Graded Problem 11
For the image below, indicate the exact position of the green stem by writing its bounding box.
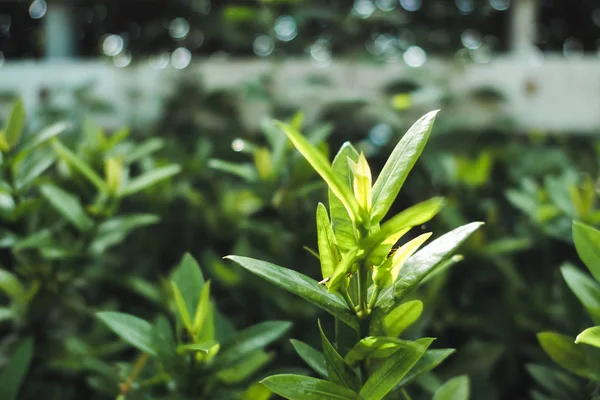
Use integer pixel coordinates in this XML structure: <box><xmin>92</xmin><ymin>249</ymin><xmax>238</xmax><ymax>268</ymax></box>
<box><xmin>357</xmin><ymin>263</ymin><xmax>368</xmax><ymax>317</ymax></box>
<box><xmin>341</xmin><ymin>289</ymin><xmax>356</xmax><ymax>313</ymax></box>
<box><xmin>401</xmin><ymin>388</ymin><xmax>412</xmax><ymax>400</ymax></box>
<box><xmin>367</xmin><ymin>286</ymin><xmax>381</xmax><ymax>311</ymax></box>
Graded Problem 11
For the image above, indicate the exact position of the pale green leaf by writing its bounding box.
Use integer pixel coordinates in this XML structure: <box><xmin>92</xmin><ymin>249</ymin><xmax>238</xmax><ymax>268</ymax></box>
<box><xmin>384</xmin><ymin>300</ymin><xmax>423</xmax><ymax>337</ymax></box>
<box><xmin>432</xmin><ymin>375</ymin><xmax>470</xmax><ymax>400</ymax></box>
<box><xmin>573</xmin><ymin>221</ymin><xmax>600</xmax><ymax>282</ymax></box>
<box><xmin>170</xmin><ymin>253</ymin><xmax>205</xmax><ymax>323</ymax></box>
<box><xmin>261</xmin><ymin>374</ymin><xmax>357</xmax><ymax>400</ymax></box>
<box><xmin>575</xmin><ymin>326</ymin><xmax>600</xmax><ymax>348</ymax></box>
<box><xmin>538</xmin><ymin>332</ymin><xmax>600</xmax><ymax>381</ymax></box>
<box><xmin>4</xmin><ymin>99</ymin><xmax>25</xmax><ymax>148</ymax></box>
<box><xmin>316</xmin><ymin>203</ymin><xmax>339</xmax><ymax>279</ymax></box>
<box><xmin>561</xmin><ymin>263</ymin><xmax>600</xmax><ymax>324</ymax></box>
<box><xmin>120</xmin><ymin>164</ymin><xmax>181</xmax><ymax>197</ymax></box>
<box><xmin>96</xmin><ymin>311</ymin><xmax>157</xmax><ymax>356</ymax></box>
<box><xmin>51</xmin><ymin>139</ymin><xmax>108</xmax><ymax>191</ymax></box>
<box><xmin>40</xmin><ymin>184</ymin><xmax>94</xmax><ymax>231</ymax></box>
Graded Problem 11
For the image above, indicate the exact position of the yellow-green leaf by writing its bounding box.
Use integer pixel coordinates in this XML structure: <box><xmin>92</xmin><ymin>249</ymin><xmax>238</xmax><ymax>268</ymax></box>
<box><xmin>575</xmin><ymin>326</ymin><xmax>600</xmax><ymax>348</ymax></box>
<box><xmin>316</xmin><ymin>203</ymin><xmax>339</xmax><ymax>280</ymax></box>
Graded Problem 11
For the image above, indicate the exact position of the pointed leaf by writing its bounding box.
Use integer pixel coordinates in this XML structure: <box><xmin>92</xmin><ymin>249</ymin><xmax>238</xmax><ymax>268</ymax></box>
<box><xmin>384</xmin><ymin>300</ymin><xmax>423</xmax><ymax>337</ymax></box>
<box><xmin>90</xmin><ymin>214</ymin><xmax>159</xmax><ymax>254</ymax></box>
<box><xmin>208</xmin><ymin>159</ymin><xmax>258</xmax><ymax>182</ymax></box>
<box><xmin>193</xmin><ymin>280</ymin><xmax>212</xmax><ymax>335</ymax></box>
<box><xmin>433</xmin><ymin>375</ymin><xmax>470</xmax><ymax>400</ymax></box>
<box><xmin>319</xmin><ymin>321</ymin><xmax>360</xmax><ymax>391</ymax></box>
<box><xmin>362</xmin><ymin>197</ymin><xmax>445</xmax><ymax>252</ymax></box>
<box><xmin>120</xmin><ymin>164</ymin><xmax>180</xmax><ymax>197</ymax></box>
<box><xmin>20</xmin><ymin>122</ymin><xmax>69</xmax><ymax>153</ymax></box>
<box><xmin>0</xmin><ymin>337</ymin><xmax>33</xmax><ymax>400</ymax></box>
<box><xmin>329</xmin><ymin>142</ymin><xmax>359</xmax><ymax>253</ymax></box>
<box><xmin>575</xmin><ymin>326</ymin><xmax>600</xmax><ymax>348</ymax></box>
<box><xmin>344</xmin><ymin>337</ymin><xmax>407</xmax><ymax>367</ymax></box>
<box><xmin>5</xmin><ymin>99</ymin><xmax>25</xmax><ymax>148</ymax></box>
<box><xmin>216</xmin><ymin>321</ymin><xmax>291</xmax><ymax>368</ymax></box>
<box><xmin>124</xmin><ymin>138</ymin><xmax>165</xmax><ymax>163</ymax></box>
<box><xmin>96</xmin><ymin>311</ymin><xmax>157</xmax><ymax>356</ymax></box>
<box><xmin>171</xmin><ymin>282</ymin><xmax>193</xmax><ymax>334</ymax></box>
<box><xmin>317</xmin><ymin>203</ymin><xmax>339</xmax><ymax>279</ymax></box>
<box><xmin>0</xmin><ymin>269</ymin><xmax>26</xmax><ymax>302</ymax></box>
<box><xmin>538</xmin><ymin>332</ymin><xmax>600</xmax><ymax>381</ymax></box>
<box><xmin>261</xmin><ymin>374</ymin><xmax>357</xmax><ymax>400</ymax></box>
<box><xmin>276</xmin><ymin>121</ymin><xmax>360</xmax><ymax>221</ymax></box>
<box><xmin>178</xmin><ymin>340</ymin><xmax>220</xmax><ymax>353</ymax></box>
<box><xmin>171</xmin><ymin>253</ymin><xmax>205</xmax><ymax>320</ymax></box>
<box><xmin>397</xmin><ymin>349</ymin><xmax>455</xmax><ymax>389</ymax></box>
<box><xmin>561</xmin><ymin>263</ymin><xmax>600</xmax><ymax>324</ymax></box>
<box><xmin>359</xmin><ymin>338</ymin><xmax>432</xmax><ymax>400</ymax></box>
<box><xmin>291</xmin><ymin>339</ymin><xmax>328</xmax><ymax>378</ymax></box>
<box><xmin>40</xmin><ymin>184</ymin><xmax>93</xmax><ymax>231</ymax></box>
<box><xmin>573</xmin><ymin>221</ymin><xmax>600</xmax><ymax>282</ymax></box>
<box><xmin>51</xmin><ymin>139</ymin><xmax>108</xmax><ymax>191</ymax></box>
<box><xmin>217</xmin><ymin>349</ymin><xmax>273</xmax><ymax>383</ymax></box>
<box><xmin>371</xmin><ymin>110</ymin><xmax>439</xmax><ymax>224</ymax></box>
<box><xmin>377</xmin><ymin>222</ymin><xmax>484</xmax><ymax>311</ymax></box>
<box><xmin>225</xmin><ymin>256</ymin><xmax>357</xmax><ymax>330</ymax></box>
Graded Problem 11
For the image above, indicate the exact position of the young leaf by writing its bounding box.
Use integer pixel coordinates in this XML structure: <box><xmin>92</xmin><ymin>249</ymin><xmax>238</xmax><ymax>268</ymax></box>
<box><xmin>225</xmin><ymin>256</ymin><xmax>358</xmax><ymax>330</ymax></box>
<box><xmin>276</xmin><ymin>121</ymin><xmax>360</xmax><ymax>222</ymax></box>
<box><xmin>193</xmin><ymin>280</ymin><xmax>212</xmax><ymax>335</ymax></box>
<box><xmin>216</xmin><ymin>321</ymin><xmax>291</xmax><ymax>368</ymax></box>
<box><xmin>316</xmin><ymin>203</ymin><xmax>339</xmax><ymax>280</ymax></box>
<box><xmin>362</xmin><ymin>197</ymin><xmax>445</xmax><ymax>252</ymax></box>
<box><xmin>327</xmin><ymin>248</ymin><xmax>360</xmax><ymax>293</ymax></box>
<box><xmin>40</xmin><ymin>184</ymin><xmax>94</xmax><ymax>231</ymax></box>
<box><xmin>575</xmin><ymin>326</ymin><xmax>600</xmax><ymax>348</ymax></box>
<box><xmin>329</xmin><ymin>142</ymin><xmax>359</xmax><ymax>253</ymax></box>
<box><xmin>171</xmin><ymin>282</ymin><xmax>194</xmax><ymax>334</ymax></box>
<box><xmin>5</xmin><ymin>99</ymin><xmax>25</xmax><ymax>148</ymax></box>
<box><xmin>51</xmin><ymin>139</ymin><xmax>108</xmax><ymax>192</ymax></box>
<box><xmin>291</xmin><ymin>339</ymin><xmax>328</xmax><ymax>378</ymax></box>
<box><xmin>370</xmin><ymin>110</ymin><xmax>439</xmax><ymax>224</ymax></box>
<box><xmin>349</xmin><ymin>153</ymin><xmax>372</xmax><ymax>215</ymax></box>
<box><xmin>171</xmin><ymin>253</ymin><xmax>205</xmax><ymax>320</ymax></box>
<box><xmin>561</xmin><ymin>263</ymin><xmax>600</xmax><ymax>324</ymax></box>
<box><xmin>318</xmin><ymin>321</ymin><xmax>361</xmax><ymax>392</ymax></box>
<box><xmin>573</xmin><ymin>221</ymin><xmax>600</xmax><ymax>282</ymax></box>
<box><xmin>344</xmin><ymin>337</ymin><xmax>405</xmax><ymax>367</ymax></box>
<box><xmin>120</xmin><ymin>164</ymin><xmax>181</xmax><ymax>197</ymax></box>
<box><xmin>96</xmin><ymin>311</ymin><xmax>157</xmax><ymax>356</ymax></box>
<box><xmin>384</xmin><ymin>300</ymin><xmax>424</xmax><ymax>337</ymax></box>
<box><xmin>359</xmin><ymin>338</ymin><xmax>433</xmax><ymax>400</ymax></box>
<box><xmin>261</xmin><ymin>374</ymin><xmax>357</xmax><ymax>400</ymax></box>
<box><xmin>377</xmin><ymin>222</ymin><xmax>484</xmax><ymax>311</ymax></box>
<box><xmin>178</xmin><ymin>340</ymin><xmax>220</xmax><ymax>354</ymax></box>
<box><xmin>0</xmin><ymin>337</ymin><xmax>33</xmax><ymax>400</ymax></box>
<box><xmin>374</xmin><ymin>233</ymin><xmax>432</xmax><ymax>288</ymax></box>
<box><xmin>432</xmin><ymin>375</ymin><xmax>470</xmax><ymax>400</ymax></box>
<box><xmin>538</xmin><ymin>332</ymin><xmax>600</xmax><ymax>381</ymax></box>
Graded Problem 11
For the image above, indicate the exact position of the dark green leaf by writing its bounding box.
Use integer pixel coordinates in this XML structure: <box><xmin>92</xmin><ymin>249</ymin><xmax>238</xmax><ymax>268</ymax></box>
<box><xmin>0</xmin><ymin>337</ymin><xmax>34</xmax><ymax>400</ymax></box>
<box><xmin>561</xmin><ymin>263</ymin><xmax>600</xmax><ymax>324</ymax></box>
<box><xmin>370</xmin><ymin>110</ymin><xmax>438</xmax><ymax>224</ymax></box>
<box><xmin>359</xmin><ymin>338</ymin><xmax>432</xmax><ymax>400</ymax></box>
<box><xmin>90</xmin><ymin>214</ymin><xmax>159</xmax><ymax>254</ymax></box>
<box><xmin>397</xmin><ymin>349</ymin><xmax>455</xmax><ymax>389</ymax></box>
<box><xmin>96</xmin><ymin>311</ymin><xmax>157</xmax><ymax>356</ymax></box>
<box><xmin>225</xmin><ymin>256</ymin><xmax>357</xmax><ymax>330</ymax></box>
<box><xmin>217</xmin><ymin>349</ymin><xmax>273</xmax><ymax>384</ymax></box>
<box><xmin>432</xmin><ymin>375</ymin><xmax>470</xmax><ymax>400</ymax></box>
<box><xmin>208</xmin><ymin>159</ymin><xmax>258</xmax><ymax>182</ymax></box>
<box><xmin>124</xmin><ymin>138</ymin><xmax>165</xmax><ymax>163</ymax></box>
<box><xmin>261</xmin><ymin>374</ymin><xmax>357</xmax><ymax>400</ymax></box>
<box><xmin>319</xmin><ymin>321</ymin><xmax>360</xmax><ymax>391</ymax></box>
<box><xmin>291</xmin><ymin>339</ymin><xmax>328</xmax><ymax>378</ymax></box>
<box><xmin>40</xmin><ymin>184</ymin><xmax>94</xmax><ymax>231</ymax></box>
<box><xmin>120</xmin><ymin>164</ymin><xmax>181</xmax><ymax>197</ymax></box>
<box><xmin>573</xmin><ymin>221</ymin><xmax>600</xmax><ymax>282</ymax></box>
<box><xmin>216</xmin><ymin>321</ymin><xmax>291</xmax><ymax>368</ymax></box>
<box><xmin>538</xmin><ymin>332</ymin><xmax>600</xmax><ymax>381</ymax></box>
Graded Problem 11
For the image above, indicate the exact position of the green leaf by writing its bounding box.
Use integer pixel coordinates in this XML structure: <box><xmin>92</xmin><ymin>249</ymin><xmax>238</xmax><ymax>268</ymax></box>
<box><xmin>526</xmin><ymin>363</ymin><xmax>583</xmax><ymax>400</ymax></box>
<box><xmin>0</xmin><ymin>269</ymin><xmax>26</xmax><ymax>302</ymax></box>
<box><xmin>359</xmin><ymin>338</ymin><xmax>432</xmax><ymax>400</ymax></box>
<box><xmin>151</xmin><ymin>316</ymin><xmax>176</xmax><ymax>364</ymax></box>
<box><xmin>575</xmin><ymin>326</ymin><xmax>600</xmax><ymax>348</ymax></box>
<box><xmin>561</xmin><ymin>263</ymin><xmax>600</xmax><ymax>324</ymax></box>
<box><xmin>193</xmin><ymin>280</ymin><xmax>212</xmax><ymax>336</ymax></box>
<box><xmin>291</xmin><ymin>339</ymin><xmax>328</xmax><ymax>378</ymax></box>
<box><xmin>316</xmin><ymin>203</ymin><xmax>339</xmax><ymax>280</ymax></box>
<box><xmin>396</xmin><ymin>349</ymin><xmax>455</xmax><ymax>389</ymax></box>
<box><xmin>171</xmin><ymin>282</ymin><xmax>194</xmax><ymax>334</ymax></box>
<box><xmin>362</xmin><ymin>197</ymin><xmax>445</xmax><ymax>252</ymax></box>
<box><xmin>217</xmin><ymin>349</ymin><xmax>273</xmax><ymax>384</ymax></box>
<box><xmin>573</xmin><ymin>221</ymin><xmax>600</xmax><ymax>282</ymax></box>
<box><xmin>261</xmin><ymin>374</ymin><xmax>357</xmax><ymax>400</ymax></box>
<box><xmin>370</xmin><ymin>110</ymin><xmax>439</xmax><ymax>224</ymax></box>
<box><xmin>318</xmin><ymin>321</ymin><xmax>360</xmax><ymax>391</ymax></box>
<box><xmin>40</xmin><ymin>184</ymin><xmax>94</xmax><ymax>231</ymax></box>
<box><xmin>171</xmin><ymin>253</ymin><xmax>205</xmax><ymax>323</ymax></box>
<box><xmin>124</xmin><ymin>138</ymin><xmax>164</xmax><ymax>163</ymax></box>
<box><xmin>432</xmin><ymin>375</ymin><xmax>470</xmax><ymax>400</ymax></box>
<box><xmin>0</xmin><ymin>337</ymin><xmax>34</xmax><ymax>400</ymax></box>
<box><xmin>4</xmin><ymin>99</ymin><xmax>25</xmax><ymax>148</ymax></box>
<box><xmin>344</xmin><ymin>337</ymin><xmax>406</xmax><ymax>367</ymax></box>
<box><xmin>243</xmin><ymin>382</ymin><xmax>273</xmax><ymax>400</ymax></box>
<box><xmin>377</xmin><ymin>222</ymin><xmax>483</xmax><ymax>311</ymax></box>
<box><xmin>208</xmin><ymin>159</ymin><xmax>258</xmax><ymax>182</ymax></box>
<box><xmin>384</xmin><ymin>300</ymin><xmax>423</xmax><ymax>337</ymax></box>
<box><xmin>13</xmin><ymin>150</ymin><xmax>56</xmax><ymax>192</ymax></box>
<box><xmin>538</xmin><ymin>332</ymin><xmax>600</xmax><ymax>381</ymax></box>
<box><xmin>276</xmin><ymin>121</ymin><xmax>360</xmax><ymax>222</ymax></box>
<box><xmin>90</xmin><ymin>214</ymin><xmax>159</xmax><ymax>254</ymax></box>
<box><xmin>216</xmin><ymin>321</ymin><xmax>291</xmax><ymax>368</ymax></box>
<box><xmin>51</xmin><ymin>139</ymin><xmax>108</xmax><ymax>192</ymax></box>
<box><xmin>120</xmin><ymin>164</ymin><xmax>181</xmax><ymax>197</ymax></box>
<box><xmin>178</xmin><ymin>340</ymin><xmax>220</xmax><ymax>354</ymax></box>
<box><xmin>329</xmin><ymin>142</ymin><xmax>359</xmax><ymax>253</ymax></box>
<box><xmin>96</xmin><ymin>311</ymin><xmax>157</xmax><ymax>356</ymax></box>
<box><xmin>225</xmin><ymin>256</ymin><xmax>358</xmax><ymax>330</ymax></box>
<box><xmin>20</xmin><ymin>122</ymin><xmax>69</xmax><ymax>153</ymax></box>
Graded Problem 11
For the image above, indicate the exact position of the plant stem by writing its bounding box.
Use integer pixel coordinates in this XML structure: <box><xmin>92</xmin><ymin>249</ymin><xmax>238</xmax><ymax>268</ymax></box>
<box><xmin>120</xmin><ymin>353</ymin><xmax>149</xmax><ymax>397</ymax></box>
<box><xmin>357</xmin><ymin>263</ymin><xmax>368</xmax><ymax>317</ymax></box>
<box><xmin>401</xmin><ymin>388</ymin><xmax>412</xmax><ymax>400</ymax></box>
<box><xmin>367</xmin><ymin>286</ymin><xmax>381</xmax><ymax>311</ymax></box>
<box><xmin>341</xmin><ymin>289</ymin><xmax>356</xmax><ymax>312</ymax></box>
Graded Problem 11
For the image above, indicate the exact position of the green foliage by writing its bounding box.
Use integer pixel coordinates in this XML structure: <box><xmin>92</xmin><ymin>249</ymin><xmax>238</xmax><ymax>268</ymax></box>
<box><xmin>228</xmin><ymin>112</ymin><xmax>481</xmax><ymax>399</ymax></box>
